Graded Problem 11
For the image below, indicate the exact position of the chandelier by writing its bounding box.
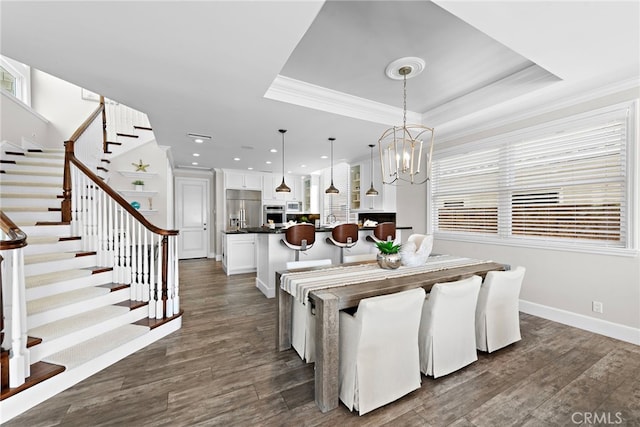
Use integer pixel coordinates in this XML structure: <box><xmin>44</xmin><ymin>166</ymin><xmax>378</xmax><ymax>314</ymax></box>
<box><xmin>378</xmin><ymin>58</ymin><xmax>434</xmax><ymax>185</ymax></box>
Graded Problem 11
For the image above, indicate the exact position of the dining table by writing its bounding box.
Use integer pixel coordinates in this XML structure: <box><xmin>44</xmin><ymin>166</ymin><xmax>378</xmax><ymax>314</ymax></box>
<box><xmin>276</xmin><ymin>255</ymin><xmax>509</xmax><ymax>412</ymax></box>
<box><xmin>275</xmin><ymin>255</ymin><xmax>507</xmax><ymax>412</ymax></box>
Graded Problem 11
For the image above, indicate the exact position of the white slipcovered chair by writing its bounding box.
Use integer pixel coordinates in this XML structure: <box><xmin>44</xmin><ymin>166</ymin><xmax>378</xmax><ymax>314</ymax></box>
<box><xmin>339</xmin><ymin>287</ymin><xmax>425</xmax><ymax>415</ymax></box>
<box><xmin>286</xmin><ymin>259</ymin><xmax>332</xmax><ymax>362</ymax></box>
<box><xmin>419</xmin><ymin>275</ymin><xmax>481</xmax><ymax>378</ymax></box>
<box><xmin>475</xmin><ymin>266</ymin><xmax>526</xmax><ymax>353</ymax></box>
<box><xmin>400</xmin><ymin>234</ymin><xmax>434</xmax><ymax>267</ymax></box>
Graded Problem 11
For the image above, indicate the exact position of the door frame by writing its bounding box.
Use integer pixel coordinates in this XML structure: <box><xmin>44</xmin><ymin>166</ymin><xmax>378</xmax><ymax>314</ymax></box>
<box><xmin>175</xmin><ymin>175</ymin><xmax>211</xmax><ymax>259</ymax></box>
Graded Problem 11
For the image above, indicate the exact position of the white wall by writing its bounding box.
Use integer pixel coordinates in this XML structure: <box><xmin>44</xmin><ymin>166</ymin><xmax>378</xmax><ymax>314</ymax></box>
<box><xmin>427</xmin><ymin>83</ymin><xmax>640</xmax><ymax>344</ymax></box>
<box><xmin>31</xmin><ymin>69</ymin><xmax>97</xmax><ymax>147</ymax></box>
<box><xmin>0</xmin><ymin>90</ymin><xmax>50</xmax><ymax>147</ymax></box>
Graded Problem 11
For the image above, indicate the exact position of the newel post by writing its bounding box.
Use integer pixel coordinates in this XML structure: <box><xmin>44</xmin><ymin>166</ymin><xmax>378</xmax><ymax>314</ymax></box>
<box><xmin>62</xmin><ymin>140</ymin><xmax>74</xmax><ymax>223</ymax></box>
<box><xmin>100</xmin><ymin>96</ymin><xmax>107</xmax><ymax>154</ymax></box>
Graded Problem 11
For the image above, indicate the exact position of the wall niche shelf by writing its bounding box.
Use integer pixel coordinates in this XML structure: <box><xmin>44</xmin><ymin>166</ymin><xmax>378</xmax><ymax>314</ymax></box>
<box><xmin>118</xmin><ymin>190</ymin><xmax>158</xmax><ymax>198</ymax></box>
<box><xmin>118</xmin><ymin>171</ymin><xmax>158</xmax><ymax>179</ymax></box>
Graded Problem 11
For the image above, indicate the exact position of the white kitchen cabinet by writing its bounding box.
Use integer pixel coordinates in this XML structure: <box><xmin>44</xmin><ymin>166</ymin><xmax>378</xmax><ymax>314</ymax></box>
<box><xmin>222</xmin><ymin>233</ymin><xmax>257</xmax><ymax>275</ymax></box>
<box><xmin>225</xmin><ymin>170</ymin><xmax>262</xmax><ymax>190</ymax></box>
<box><xmin>263</xmin><ymin>173</ymin><xmax>302</xmax><ymax>203</ymax></box>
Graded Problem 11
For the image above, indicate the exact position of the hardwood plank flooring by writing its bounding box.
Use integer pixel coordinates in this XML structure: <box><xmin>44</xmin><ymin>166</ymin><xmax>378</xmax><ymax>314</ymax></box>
<box><xmin>5</xmin><ymin>258</ymin><xmax>639</xmax><ymax>426</ymax></box>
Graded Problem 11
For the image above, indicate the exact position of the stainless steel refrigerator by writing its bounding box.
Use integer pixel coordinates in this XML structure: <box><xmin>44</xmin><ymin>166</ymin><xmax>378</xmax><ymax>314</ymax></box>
<box><xmin>226</xmin><ymin>189</ymin><xmax>262</xmax><ymax>229</ymax></box>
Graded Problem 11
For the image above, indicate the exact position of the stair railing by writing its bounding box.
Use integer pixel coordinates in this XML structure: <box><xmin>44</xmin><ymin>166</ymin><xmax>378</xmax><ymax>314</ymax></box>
<box><xmin>63</xmin><ymin>99</ymin><xmax>180</xmax><ymax>320</ymax></box>
<box><xmin>0</xmin><ymin>210</ymin><xmax>29</xmax><ymax>389</ymax></box>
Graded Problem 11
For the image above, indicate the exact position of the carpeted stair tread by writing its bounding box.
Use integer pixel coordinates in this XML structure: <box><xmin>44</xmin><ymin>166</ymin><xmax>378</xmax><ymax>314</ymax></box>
<box><xmin>43</xmin><ymin>324</ymin><xmax>149</xmax><ymax>369</ymax></box>
<box><xmin>29</xmin><ymin>305</ymin><xmax>131</xmax><ymax>341</ymax></box>
<box><xmin>1</xmin><ymin>206</ymin><xmax>50</xmax><ymax>212</ymax></box>
<box><xmin>0</xmin><ymin>181</ymin><xmax>60</xmax><ymax>187</ymax></box>
<box><xmin>26</xmin><ymin>236</ymin><xmax>60</xmax><ymax>245</ymax></box>
<box><xmin>11</xmin><ymin>160</ymin><xmax>63</xmax><ymax>167</ymax></box>
<box><xmin>0</xmin><ymin>170</ymin><xmax>63</xmax><ymax>177</ymax></box>
<box><xmin>0</xmin><ymin>193</ymin><xmax>58</xmax><ymax>199</ymax></box>
<box><xmin>25</xmin><ymin>252</ymin><xmax>78</xmax><ymax>265</ymax></box>
<box><xmin>26</xmin><ymin>269</ymin><xmax>93</xmax><ymax>288</ymax></box>
<box><xmin>28</xmin><ymin>287</ymin><xmax>111</xmax><ymax>315</ymax></box>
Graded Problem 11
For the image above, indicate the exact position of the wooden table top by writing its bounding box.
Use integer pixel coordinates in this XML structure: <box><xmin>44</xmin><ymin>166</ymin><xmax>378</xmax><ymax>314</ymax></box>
<box><xmin>308</xmin><ymin>261</ymin><xmax>506</xmax><ymax>310</ymax></box>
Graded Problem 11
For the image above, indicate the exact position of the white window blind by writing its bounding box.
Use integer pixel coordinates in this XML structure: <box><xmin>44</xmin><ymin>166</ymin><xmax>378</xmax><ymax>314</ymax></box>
<box><xmin>432</xmin><ymin>104</ymin><xmax>632</xmax><ymax>250</ymax></box>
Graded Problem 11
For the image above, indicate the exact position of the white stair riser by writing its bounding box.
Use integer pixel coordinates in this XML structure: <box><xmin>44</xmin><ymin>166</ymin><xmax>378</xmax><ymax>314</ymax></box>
<box><xmin>29</xmin><ymin>306</ymin><xmax>149</xmax><ymax>363</ymax></box>
<box><xmin>0</xmin><ymin>197</ymin><xmax>61</xmax><ymax>208</ymax></box>
<box><xmin>5</xmin><ymin>211</ymin><xmax>61</xmax><ymax>223</ymax></box>
<box><xmin>24</xmin><ymin>239</ymin><xmax>82</xmax><ymax>255</ymax></box>
<box><xmin>0</xmin><ymin>162</ymin><xmax>64</xmax><ymax>173</ymax></box>
<box><xmin>27</xmin><ymin>288</ymin><xmax>130</xmax><ymax>329</ymax></box>
<box><xmin>26</xmin><ymin>271</ymin><xmax>112</xmax><ymax>301</ymax></box>
<box><xmin>21</xmin><ymin>224</ymin><xmax>72</xmax><ymax>236</ymax></box>
<box><xmin>25</xmin><ymin>254</ymin><xmax>97</xmax><ymax>276</ymax></box>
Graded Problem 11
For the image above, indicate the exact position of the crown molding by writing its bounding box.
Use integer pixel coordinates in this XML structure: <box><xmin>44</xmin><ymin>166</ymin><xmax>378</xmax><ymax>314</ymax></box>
<box><xmin>264</xmin><ymin>74</ymin><xmax>422</xmax><ymax>126</ymax></box>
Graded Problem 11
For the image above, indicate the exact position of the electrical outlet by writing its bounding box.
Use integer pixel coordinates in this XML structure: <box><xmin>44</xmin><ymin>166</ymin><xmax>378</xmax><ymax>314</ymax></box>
<box><xmin>592</xmin><ymin>301</ymin><xmax>603</xmax><ymax>313</ymax></box>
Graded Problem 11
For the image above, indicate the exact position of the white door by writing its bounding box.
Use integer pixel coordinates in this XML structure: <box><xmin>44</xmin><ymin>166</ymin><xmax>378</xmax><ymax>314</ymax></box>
<box><xmin>176</xmin><ymin>177</ymin><xmax>209</xmax><ymax>259</ymax></box>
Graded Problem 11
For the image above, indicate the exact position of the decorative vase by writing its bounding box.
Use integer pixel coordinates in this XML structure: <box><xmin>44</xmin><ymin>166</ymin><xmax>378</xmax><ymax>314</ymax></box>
<box><xmin>134</xmin><ymin>185</ymin><xmax>144</xmax><ymax>191</ymax></box>
<box><xmin>377</xmin><ymin>252</ymin><xmax>401</xmax><ymax>269</ymax></box>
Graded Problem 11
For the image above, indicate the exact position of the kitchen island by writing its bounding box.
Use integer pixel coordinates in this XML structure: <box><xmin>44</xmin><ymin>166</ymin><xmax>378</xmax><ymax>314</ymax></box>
<box><xmin>221</xmin><ymin>225</ymin><xmax>411</xmax><ymax>298</ymax></box>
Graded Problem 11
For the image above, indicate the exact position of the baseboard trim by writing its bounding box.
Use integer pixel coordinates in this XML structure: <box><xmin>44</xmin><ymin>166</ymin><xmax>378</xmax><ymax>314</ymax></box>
<box><xmin>256</xmin><ymin>277</ymin><xmax>275</xmax><ymax>299</ymax></box>
<box><xmin>0</xmin><ymin>317</ymin><xmax>182</xmax><ymax>423</ymax></box>
<box><xmin>519</xmin><ymin>299</ymin><xmax>640</xmax><ymax>346</ymax></box>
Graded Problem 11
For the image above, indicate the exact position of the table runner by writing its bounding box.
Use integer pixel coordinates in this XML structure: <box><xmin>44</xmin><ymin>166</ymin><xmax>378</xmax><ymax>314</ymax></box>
<box><xmin>281</xmin><ymin>254</ymin><xmax>490</xmax><ymax>305</ymax></box>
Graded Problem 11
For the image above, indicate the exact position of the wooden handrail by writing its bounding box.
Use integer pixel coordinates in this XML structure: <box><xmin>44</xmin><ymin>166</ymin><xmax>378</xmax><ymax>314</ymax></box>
<box><xmin>68</xmin><ymin>102</ymin><xmax>104</xmax><ymax>143</ymax></box>
<box><xmin>0</xmin><ymin>210</ymin><xmax>28</xmax><ymax>251</ymax></box>
<box><xmin>65</xmin><ymin>141</ymin><xmax>177</xmax><ymax>236</ymax></box>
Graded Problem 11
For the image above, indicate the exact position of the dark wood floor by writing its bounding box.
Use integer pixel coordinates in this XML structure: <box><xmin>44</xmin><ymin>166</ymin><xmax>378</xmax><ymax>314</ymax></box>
<box><xmin>6</xmin><ymin>258</ymin><xmax>640</xmax><ymax>426</ymax></box>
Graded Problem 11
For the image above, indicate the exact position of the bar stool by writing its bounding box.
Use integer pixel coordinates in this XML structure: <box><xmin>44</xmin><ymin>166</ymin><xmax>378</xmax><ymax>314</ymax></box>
<box><xmin>281</xmin><ymin>223</ymin><xmax>316</xmax><ymax>261</ymax></box>
<box><xmin>365</xmin><ymin>222</ymin><xmax>397</xmax><ymax>245</ymax></box>
<box><xmin>325</xmin><ymin>223</ymin><xmax>359</xmax><ymax>263</ymax></box>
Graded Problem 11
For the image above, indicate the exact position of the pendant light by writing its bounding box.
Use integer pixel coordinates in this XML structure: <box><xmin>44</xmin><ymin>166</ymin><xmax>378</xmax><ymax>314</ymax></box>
<box><xmin>378</xmin><ymin>57</ymin><xmax>434</xmax><ymax>185</ymax></box>
<box><xmin>365</xmin><ymin>144</ymin><xmax>379</xmax><ymax>196</ymax></box>
<box><xmin>325</xmin><ymin>137</ymin><xmax>339</xmax><ymax>194</ymax></box>
<box><xmin>275</xmin><ymin>129</ymin><xmax>291</xmax><ymax>193</ymax></box>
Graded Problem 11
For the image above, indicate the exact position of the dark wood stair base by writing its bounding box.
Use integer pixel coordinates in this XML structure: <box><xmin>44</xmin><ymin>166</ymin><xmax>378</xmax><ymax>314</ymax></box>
<box><xmin>106</xmin><ymin>141</ymin><xmax>122</xmax><ymax>146</ymax></box>
<box><xmin>98</xmin><ymin>283</ymin><xmax>130</xmax><ymax>292</ymax></box>
<box><xmin>115</xmin><ymin>300</ymin><xmax>148</xmax><ymax>311</ymax></box>
<box><xmin>134</xmin><ymin>310</ymin><xmax>183</xmax><ymax>330</ymax></box>
<box><xmin>0</xmin><ymin>361</ymin><xmax>66</xmax><ymax>401</ymax></box>
<box><xmin>0</xmin><ymin>160</ymin><xmax>17</xmax><ymax>164</ymax></box>
<box><xmin>3</xmin><ymin>151</ymin><xmax>26</xmax><ymax>156</ymax></box>
<box><xmin>133</xmin><ymin>126</ymin><xmax>152</xmax><ymax>131</ymax></box>
<box><xmin>35</xmin><ymin>221</ymin><xmax>70</xmax><ymax>226</ymax></box>
<box><xmin>116</xmin><ymin>133</ymin><xmax>139</xmax><ymax>139</ymax></box>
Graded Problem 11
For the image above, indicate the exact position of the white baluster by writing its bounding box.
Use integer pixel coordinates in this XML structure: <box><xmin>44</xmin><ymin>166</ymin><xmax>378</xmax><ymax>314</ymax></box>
<box><xmin>155</xmin><ymin>236</ymin><xmax>163</xmax><ymax>319</ymax></box>
<box><xmin>123</xmin><ymin>211</ymin><xmax>131</xmax><ymax>286</ymax></box>
<box><xmin>165</xmin><ymin>236</ymin><xmax>174</xmax><ymax>318</ymax></box>
<box><xmin>142</xmin><ymin>226</ymin><xmax>150</xmax><ymax>303</ymax></box>
<box><xmin>173</xmin><ymin>235</ymin><xmax>180</xmax><ymax>314</ymax></box>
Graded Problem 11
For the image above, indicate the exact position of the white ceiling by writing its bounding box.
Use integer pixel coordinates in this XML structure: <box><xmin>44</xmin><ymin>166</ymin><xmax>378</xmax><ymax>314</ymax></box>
<box><xmin>1</xmin><ymin>1</ymin><xmax>638</xmax><ymax>175</ymax></box>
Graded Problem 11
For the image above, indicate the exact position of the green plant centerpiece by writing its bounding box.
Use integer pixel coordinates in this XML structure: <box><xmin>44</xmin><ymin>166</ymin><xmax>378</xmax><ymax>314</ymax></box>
<box><xmin>375</xmin><ymin>240</ymin><xmax>402</xmax><ymax>269</ymax></box>
<box><xmin>132</xmin><ymin>180</ymin><xmax>145</xmax><ymax>190</ymax></box>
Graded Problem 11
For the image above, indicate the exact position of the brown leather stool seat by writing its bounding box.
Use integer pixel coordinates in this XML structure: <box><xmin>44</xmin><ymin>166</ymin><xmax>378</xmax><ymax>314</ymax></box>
<box><xmin>365</xmin><ymin>222</ymin><xmax>397</xmax><ymax>244</ymax></box>
<box><xmin>281</xmin><ymin>223</ymin><xmax>316</xmax><ymax>261</ymax></box>
<box><xmin>325</xmin><ymin>223</ymin><xmax>359</xmax><ymax>263</ymax></box>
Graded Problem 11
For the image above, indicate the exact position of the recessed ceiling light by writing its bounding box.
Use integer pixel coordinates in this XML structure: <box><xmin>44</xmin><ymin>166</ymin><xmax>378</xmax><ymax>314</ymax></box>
<box><xmin>287</xmin><ymin>170</ymin><xmax>292</xmax><ymax>174</ymax></box>
<box><xmin>187</xmin><ymin>132</ymin><xmax>212</xmax><ymax>140</ymax></box>
<box><xmin>247</xmin><ymin>167</ymin><xmax>254</xmax><ymax>170</ymax></box>
<box><xmin>321</xmin><ymin>155</ymin><xmax>328</xmax><ymax>159</ymax></box>
<box><xmin>192</xmin><ymin>162</ymin><xmax>199</xmax><ymax>166</ymax></box>
<box><xmin>265</xmin><ymin>161</ymin><xmax>272</xmax><ymax>164</ymax></box>
<box><xmin>233</xmin><ymin>157</ymin><xmax>240</xmax><ymax>161</ymax></box>
<box><xmin>194</xmin><ymin>139</ymin><xmax>204</xmax><ymax>144</ymax></box>
<box><xmin>300</xmin><ymin>164</ymin><xmax>307</xmax><ymax>168</ymax></box>
<box><xmin>193</xmin><ymin>153</ymin><xmax>200</xmax><ymax>157</ymax></box>
<box><xmin>270</xmin><ymin>148</ymin><xmax>277</xmax><ymax>153</ymax></box>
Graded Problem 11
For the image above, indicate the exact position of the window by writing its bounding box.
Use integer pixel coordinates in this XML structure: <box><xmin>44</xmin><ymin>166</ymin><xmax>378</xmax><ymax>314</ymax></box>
<box><xmin>1</xmin><ymin>55</ymin><xmax>30</xmax><ymax>106</ymax></box>
<box><xmin>432</xmin><ymin>103</ymin><xmax>634</xmax><ymax>252</ymax></box>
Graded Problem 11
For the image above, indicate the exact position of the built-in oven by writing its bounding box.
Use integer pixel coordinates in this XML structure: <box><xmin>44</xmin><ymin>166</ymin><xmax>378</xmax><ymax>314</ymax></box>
<box><xmin>263</xmin><ymin>204</ymin><xmax>285</xmax><ymax>226</ymax></box>
<box><xmin>286</xmin><ymin>201</ymin><xmax>302</xmax><ymax>213</ymax></box>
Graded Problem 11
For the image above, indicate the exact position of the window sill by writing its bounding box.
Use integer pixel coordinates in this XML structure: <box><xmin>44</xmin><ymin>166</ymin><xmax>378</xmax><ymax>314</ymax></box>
<box><xmin>434</xmin><ymin>232</ymin><xmax>638</xmax><ymax>258</ymax></box>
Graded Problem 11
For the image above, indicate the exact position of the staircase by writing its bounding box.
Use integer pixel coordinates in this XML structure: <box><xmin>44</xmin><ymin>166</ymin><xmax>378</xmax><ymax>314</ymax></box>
<box><xmin>0</xmin><ymin>146</ymin><xmax>181</xmax><ymax>422</ymax></box>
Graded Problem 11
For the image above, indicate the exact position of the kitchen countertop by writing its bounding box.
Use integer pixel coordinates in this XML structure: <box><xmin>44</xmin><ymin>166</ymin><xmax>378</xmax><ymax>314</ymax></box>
<box><xmin>222</xmin><ymin>225</ymin><xmax>413</xmax><ymax>234</ymax></box>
